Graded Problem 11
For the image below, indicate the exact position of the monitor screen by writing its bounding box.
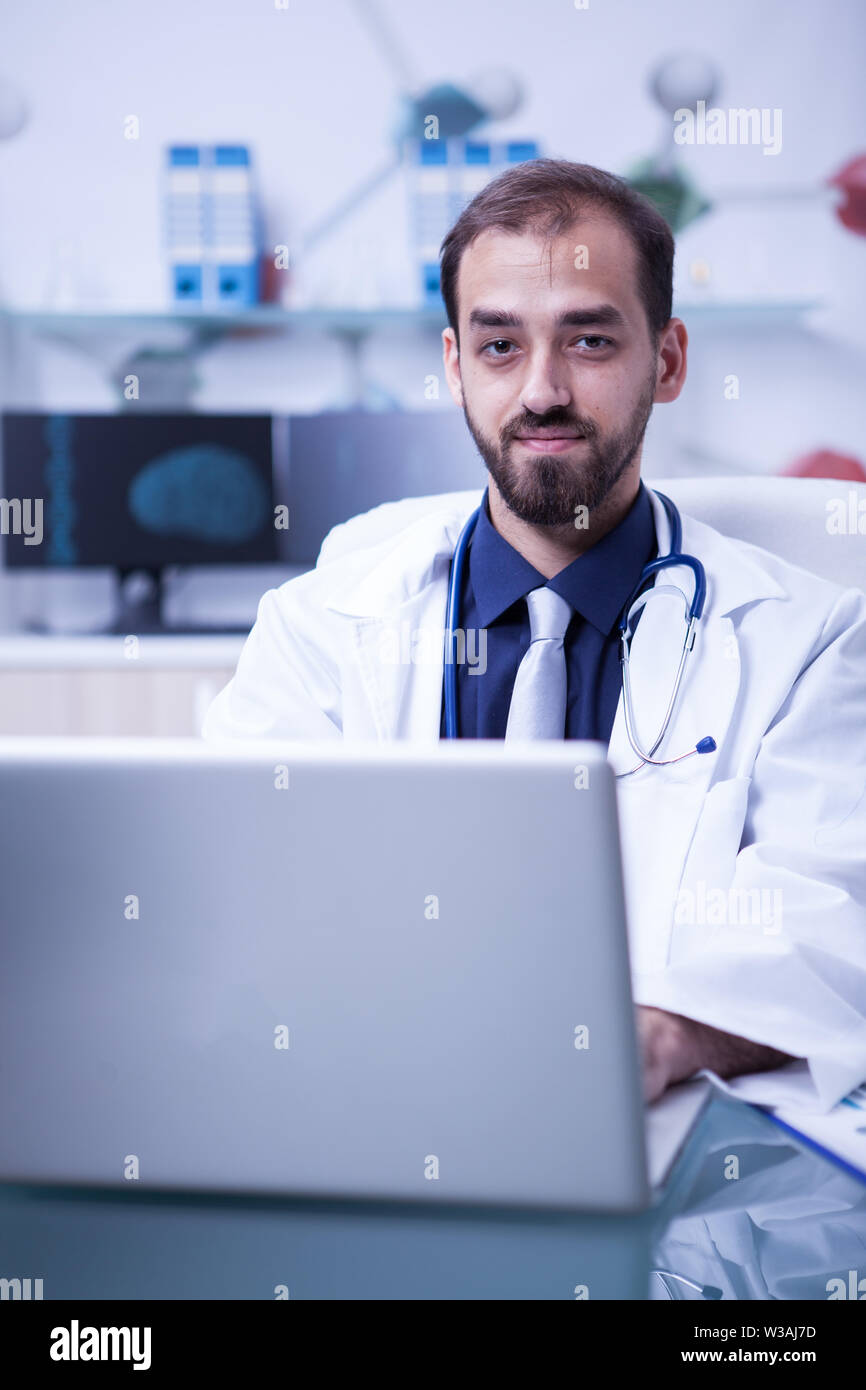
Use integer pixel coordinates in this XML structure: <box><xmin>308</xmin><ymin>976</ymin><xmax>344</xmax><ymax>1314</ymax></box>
<box><xmin>286</xmin><ymin>409</ymin><xmax>482</xmax><ymax>565</ymax></box>
<box><xmin>1</xmin><ymin>412</ymin><xmax>277</xmax><ymax>569</ymax></box>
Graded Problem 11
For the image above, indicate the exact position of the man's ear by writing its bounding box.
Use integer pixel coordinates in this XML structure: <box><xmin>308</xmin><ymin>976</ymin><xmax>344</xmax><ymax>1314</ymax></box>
<box><xmin>653</xmin><ymin>318</ymin><xmax>688</xmax><ymax>404</ymax></box>
<box><xmin>442</xmin><ymin>327</ymin><xmax>464</xmax><ymax>409</ymax></box>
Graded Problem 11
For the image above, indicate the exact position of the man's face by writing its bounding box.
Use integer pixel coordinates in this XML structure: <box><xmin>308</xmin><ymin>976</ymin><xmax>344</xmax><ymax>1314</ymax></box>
<box><xmin>443</xmin><ymin>212</ymin><xmax>664</xmax><ymax>527</ymax></box>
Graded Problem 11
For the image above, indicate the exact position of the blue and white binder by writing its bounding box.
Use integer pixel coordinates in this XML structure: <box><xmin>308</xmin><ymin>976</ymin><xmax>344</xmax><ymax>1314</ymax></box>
<box><xmin>165</xmin><ymin>144</ymin><xmax>261</xmax><ymax>309</ymax></box>
<box><xmin>407</xmin><ymin>138</ymin><xmax>540</xmax><ymax>307</ymax></box>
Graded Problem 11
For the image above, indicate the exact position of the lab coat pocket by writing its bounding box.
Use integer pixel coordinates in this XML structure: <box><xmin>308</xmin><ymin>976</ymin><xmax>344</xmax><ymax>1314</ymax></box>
<box><xmin>680</xmin><ymin>774</ymin><xmax>753</xmax><ymax>896</ymax></box>
<box><xmin>619</xmin><ymin>770</ymin><xmax>718</xmax><ymax>977</ymax></box>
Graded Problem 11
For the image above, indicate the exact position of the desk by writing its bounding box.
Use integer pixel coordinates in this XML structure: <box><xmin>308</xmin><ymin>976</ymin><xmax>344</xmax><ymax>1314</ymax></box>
<box><xmin>1</xmin><ymin>1095</ymin><xmax>863</xmax><ymax>1300</ymax></box>
<box><xmin>0</xmin><ymin>635</ymin><xmax>244</xmax><ymax>735</ymax></box>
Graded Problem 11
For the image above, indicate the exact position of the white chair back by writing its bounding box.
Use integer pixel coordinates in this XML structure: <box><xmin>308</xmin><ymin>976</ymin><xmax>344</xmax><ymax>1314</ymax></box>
<box><xmin>318</xmin><ymin>476</ymin><xmax>866</xmax><ymax>591</ymax></box>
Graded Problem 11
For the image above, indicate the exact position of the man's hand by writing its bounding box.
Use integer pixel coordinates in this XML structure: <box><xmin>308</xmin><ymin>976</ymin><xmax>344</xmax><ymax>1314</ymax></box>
<box><xmin>636</xmin><ymin>1005</ymin><xmax>797</xmax><ymax>1103</ymax></box>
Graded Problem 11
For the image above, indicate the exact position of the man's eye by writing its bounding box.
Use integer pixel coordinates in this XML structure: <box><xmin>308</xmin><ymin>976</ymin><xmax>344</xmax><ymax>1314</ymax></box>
<box><xmin>575</xmin><ymin>335</ymin><xmax>612</xmax><ymax>350</ymax></box>
<box><xmin>482</xmin><ymin>339</ymin><xmax>515</xmax><ymax>357</ymax></box>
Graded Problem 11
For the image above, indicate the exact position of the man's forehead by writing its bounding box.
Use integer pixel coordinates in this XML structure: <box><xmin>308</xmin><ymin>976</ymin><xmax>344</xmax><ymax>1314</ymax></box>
<box><xmin>458</xmin><ymin>214</ymin><xmax>639</xmax><ymax>295</ymax></box>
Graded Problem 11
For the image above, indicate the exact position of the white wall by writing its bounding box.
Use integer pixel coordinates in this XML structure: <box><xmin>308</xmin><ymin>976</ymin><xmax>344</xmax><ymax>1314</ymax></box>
<box><xmin>0</xmin><ymin>0</ymin><xmax>863</xmax><ymax>628</ymax></box>
<box><xmin>2</xmin><ymin>0</ymin><xmax>864</xmax><ymax>443</ymax></box>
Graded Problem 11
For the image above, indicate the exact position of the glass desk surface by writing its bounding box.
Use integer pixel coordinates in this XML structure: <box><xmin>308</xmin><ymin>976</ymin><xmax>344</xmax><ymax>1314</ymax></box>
<box><xmin>0</xmin><ymin>1093</ymin><xmax>863</xmax><ymax>1301</ymax></box>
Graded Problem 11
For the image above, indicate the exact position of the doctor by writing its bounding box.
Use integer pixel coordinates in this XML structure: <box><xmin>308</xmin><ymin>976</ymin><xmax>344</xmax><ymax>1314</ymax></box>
<box><xmin>204</xmin><ymin>158</ymin><xmax>866</xmax><ymax>1113</ymax></box>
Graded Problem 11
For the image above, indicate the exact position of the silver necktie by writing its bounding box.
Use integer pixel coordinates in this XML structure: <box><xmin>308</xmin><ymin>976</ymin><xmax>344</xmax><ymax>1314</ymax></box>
<box><xmin>504</xmin><ymin>586</ymin><xmax>574</xmax><ymax>740</ymax></box>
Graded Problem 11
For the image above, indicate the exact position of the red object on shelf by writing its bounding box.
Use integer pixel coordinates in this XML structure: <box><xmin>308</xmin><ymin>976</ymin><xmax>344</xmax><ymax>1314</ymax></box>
<box><xmin>780</xmin><ymin>449</ymin><xmax>866</xmax><ymax>483</ymax></box>
<box><xmin>258</xmin><ymin>250</ymin><xmax>292</xmax><ymax>305</ymax></box>
<box><xmin>828</xmin><ymin>154</ymin><xmax>866</xmax><ymax>236</ymax></box>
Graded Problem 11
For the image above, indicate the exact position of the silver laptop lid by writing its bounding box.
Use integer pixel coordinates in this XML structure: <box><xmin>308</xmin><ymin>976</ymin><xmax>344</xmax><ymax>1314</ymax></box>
<box><xmin>0</xmin><ymin>738</ymin><xmax>649</xmax><ymax>1211</ymax></box>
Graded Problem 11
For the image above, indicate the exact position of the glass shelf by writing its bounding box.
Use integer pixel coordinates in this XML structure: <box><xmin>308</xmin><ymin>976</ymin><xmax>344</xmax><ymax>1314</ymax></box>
<box><xmin>0</xmin><ymin>306</ymin><xmax>450</xmax><ymax>334</ymax></box>
<box><xmin>0</xmin><ymin>300</ymin><xmax>823</xmax><ymax>336</ymax></box>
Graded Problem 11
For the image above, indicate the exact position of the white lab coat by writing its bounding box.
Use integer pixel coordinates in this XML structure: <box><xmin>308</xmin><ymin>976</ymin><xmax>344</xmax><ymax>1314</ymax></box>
<box><xmin>203</xmin><ymin>488</ymin><xmax>866</xmax><ymax>1113</ymax></box>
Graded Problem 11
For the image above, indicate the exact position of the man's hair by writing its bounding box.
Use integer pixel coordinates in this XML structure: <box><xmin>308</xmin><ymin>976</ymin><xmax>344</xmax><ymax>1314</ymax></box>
<box><xmin>439</xmin><ymin>157</ymin><xmax>675</xmax><ymax>347</ymax></box>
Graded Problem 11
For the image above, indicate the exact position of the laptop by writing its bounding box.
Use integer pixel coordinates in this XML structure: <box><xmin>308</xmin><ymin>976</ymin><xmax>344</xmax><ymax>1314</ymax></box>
<box><xmin>0</xmin><ymin>738</ymin><xmax>710</xmax><ymax>1211</ymax></box>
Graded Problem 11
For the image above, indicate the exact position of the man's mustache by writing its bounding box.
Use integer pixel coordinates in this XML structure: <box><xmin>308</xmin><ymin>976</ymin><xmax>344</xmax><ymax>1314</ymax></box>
<box><xmin>502</xmin><ymin>414</ymin><xmax>596</xmax><ymax>441</ymax></box>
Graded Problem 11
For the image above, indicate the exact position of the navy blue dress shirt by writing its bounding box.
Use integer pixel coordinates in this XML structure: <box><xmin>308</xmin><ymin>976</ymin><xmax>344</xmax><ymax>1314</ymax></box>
<box><xmin>439</xmin><ymin>481</ymin><xmax>658</xmax><ymax>741</ymax></box>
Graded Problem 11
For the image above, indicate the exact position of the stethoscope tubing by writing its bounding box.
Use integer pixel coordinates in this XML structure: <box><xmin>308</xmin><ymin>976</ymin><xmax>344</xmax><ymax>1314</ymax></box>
<box><xmin>443</xmin><ymin>489</ymin><xmax>712</xmax><ymax>767</ymax></box>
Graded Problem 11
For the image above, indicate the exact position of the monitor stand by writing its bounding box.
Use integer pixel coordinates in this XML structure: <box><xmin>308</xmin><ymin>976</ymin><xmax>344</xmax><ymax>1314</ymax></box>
<box><xmin>102</xmin><ymin>567</ymin><xmax>252</xmax><ymax>636</ymax></box>
<box><xmin>19</xmin><ymin>569</ymin><xmax>254</xmax><ymax>637</ymax></box>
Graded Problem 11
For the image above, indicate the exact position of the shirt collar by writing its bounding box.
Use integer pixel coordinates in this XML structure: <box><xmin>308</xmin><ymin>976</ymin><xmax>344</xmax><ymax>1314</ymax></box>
<box><xmin>469</xmin><ymin>480</ymin><xmax>657</xmax><ymax>635</ymax></box>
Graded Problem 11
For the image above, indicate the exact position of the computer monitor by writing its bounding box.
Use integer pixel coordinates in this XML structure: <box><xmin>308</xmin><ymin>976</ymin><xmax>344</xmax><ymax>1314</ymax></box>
<box><xmin>1</xmin><ymin>411</ymin><xmax>277</xmax><ymax>632</ymax></box>
<box><xmin>286</xmin><ymin>409</ymin><xmax>483</xmax><ymax>566</ymax></box>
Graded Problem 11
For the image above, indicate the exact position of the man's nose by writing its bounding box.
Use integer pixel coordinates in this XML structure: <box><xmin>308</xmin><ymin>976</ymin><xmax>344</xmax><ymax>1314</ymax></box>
<box><xmin>519</xmin><ymin>348</ymin><xmax>573</xmax><ymax>416</ymax></box>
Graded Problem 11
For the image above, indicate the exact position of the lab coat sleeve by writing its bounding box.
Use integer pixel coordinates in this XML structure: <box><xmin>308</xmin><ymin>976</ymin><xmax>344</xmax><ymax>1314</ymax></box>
<box><xmin>643</xmin><ymin>585</ymin><xmax>866</xmax><ymax>1113</ymax></box>
<box><xmin>201</xmin><ymin>582</ymin><xmax>343</xmax><ymax>741</ymax></box>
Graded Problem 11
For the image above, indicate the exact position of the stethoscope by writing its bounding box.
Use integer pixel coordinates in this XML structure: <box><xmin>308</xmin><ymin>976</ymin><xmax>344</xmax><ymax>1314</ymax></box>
<box><xmin>443</xmin><ymin>489</ymin><xmax>717</xmax><ymax>771</ymax></box>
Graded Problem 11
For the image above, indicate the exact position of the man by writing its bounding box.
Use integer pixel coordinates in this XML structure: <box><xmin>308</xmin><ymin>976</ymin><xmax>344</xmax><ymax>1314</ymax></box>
<box><xmin>204</xmin><ymin>159</ymin><xmax>866</xmax><ymax>1110</ymax></box>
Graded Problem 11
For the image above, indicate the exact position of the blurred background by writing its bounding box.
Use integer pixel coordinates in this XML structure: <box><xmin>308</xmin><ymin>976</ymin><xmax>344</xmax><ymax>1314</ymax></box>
<box><xmin>0</xmin><ymin>0</ymin><xmax>863</xmax><ymax>732</ymax></box>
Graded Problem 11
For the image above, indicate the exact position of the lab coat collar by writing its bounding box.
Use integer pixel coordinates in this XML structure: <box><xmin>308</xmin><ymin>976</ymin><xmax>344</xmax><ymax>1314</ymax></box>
<box><xmin>324</xmin><ymin>482</ymin><xmax>789</xmax><ymax>780</ymax></box>
<box><xmin>324</xmin><ymin>485</ymin><xmax>787</xmax><ymax>622</ymax></box>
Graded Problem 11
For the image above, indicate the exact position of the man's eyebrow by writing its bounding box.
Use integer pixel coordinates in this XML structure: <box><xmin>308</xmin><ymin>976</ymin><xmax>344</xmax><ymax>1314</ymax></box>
<box><xmin>467</xmin><ymin>304</ymin><xmax>627</xmax><ymax>331</ymax></box>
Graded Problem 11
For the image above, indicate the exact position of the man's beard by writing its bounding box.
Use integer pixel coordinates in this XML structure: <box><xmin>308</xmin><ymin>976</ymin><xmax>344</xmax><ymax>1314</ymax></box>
<box><xmin>463</xmin><ymin>369</ymin><xmax>657</xmax><ymax>527</ymax></box>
